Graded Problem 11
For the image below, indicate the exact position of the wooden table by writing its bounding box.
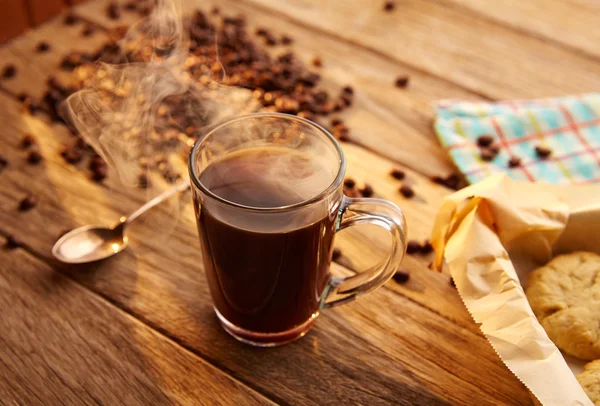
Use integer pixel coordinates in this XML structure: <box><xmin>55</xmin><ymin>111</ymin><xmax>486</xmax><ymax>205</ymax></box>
<box><xmin>1</xmin><ymin>0</ymin><xmax>597</xmax><ymax>404</ymax></box>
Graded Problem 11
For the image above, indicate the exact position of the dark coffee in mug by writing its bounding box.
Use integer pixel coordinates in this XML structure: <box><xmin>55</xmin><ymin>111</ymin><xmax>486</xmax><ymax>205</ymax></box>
<box><xmin>195</xmin><ymin>147</ymin><xmax>338</xmax><ymax>334</ymax></box>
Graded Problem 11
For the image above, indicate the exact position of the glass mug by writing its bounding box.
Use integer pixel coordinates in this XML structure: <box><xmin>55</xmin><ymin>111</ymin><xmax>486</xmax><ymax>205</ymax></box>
<box><xmin>189</xmin><ymin>113</ymin><xmax>407</xmax><ymax>346</ymax></box>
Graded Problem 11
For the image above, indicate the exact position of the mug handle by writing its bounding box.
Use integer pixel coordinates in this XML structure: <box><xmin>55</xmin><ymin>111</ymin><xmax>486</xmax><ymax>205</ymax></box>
<box><xmin>321</xmin><ymin>196</ymin><xmax>407</xmax><ymax>308</ymax></box>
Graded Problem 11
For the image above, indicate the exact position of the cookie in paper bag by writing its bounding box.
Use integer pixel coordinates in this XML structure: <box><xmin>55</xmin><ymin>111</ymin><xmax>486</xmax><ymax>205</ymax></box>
<box><xmin>525</xmin><ymin>251</ymin><xmax>600</xmax><ymax>361</ymax></box>
<box><xmin>577</xmin><ymin>360</ymin><xmax>600</xmax><ymax>405</ymax></box>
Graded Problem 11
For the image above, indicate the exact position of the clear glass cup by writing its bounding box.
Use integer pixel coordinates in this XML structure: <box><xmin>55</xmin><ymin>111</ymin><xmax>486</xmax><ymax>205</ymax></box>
<box><xmin>189</xmin><ymin>113</ymin><xmax>407</xmax><ymax>346</ymax></box>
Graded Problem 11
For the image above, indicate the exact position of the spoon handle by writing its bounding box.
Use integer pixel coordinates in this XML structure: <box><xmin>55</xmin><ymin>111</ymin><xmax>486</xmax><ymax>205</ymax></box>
<box><xmin>125</xmin><ymin>181</ymin><xmax>190</xmax><ymax>225</ymax></box>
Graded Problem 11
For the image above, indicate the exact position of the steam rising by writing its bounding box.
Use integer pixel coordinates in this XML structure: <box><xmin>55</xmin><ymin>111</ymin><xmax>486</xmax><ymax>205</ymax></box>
<box><xmin>64</xmin><ymin>0</ymin><xmax>261</xmax><ymax>186</ymax></box>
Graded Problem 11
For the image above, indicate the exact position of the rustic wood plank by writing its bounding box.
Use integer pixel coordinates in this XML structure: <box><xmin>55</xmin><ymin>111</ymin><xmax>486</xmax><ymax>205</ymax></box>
<box><xmin>0</xmin><ymin>86</ymin><xmax>530</xmax><ymax>404</ymax></box>
<box><xmin>0</xmin><ymin>0</ymin><xmax>30</xmax><ymax>44</ymax></box>
<box><xmin>71</xmin><ymin>0</ymin><xmax>486</xmax><ymax>177</ymax></box>
<box><xmin>26</xmin><ymin>0</ymin><xmax>66</xmax><ymax>26</ymax></box>
<box><xmin>0</xmin><ymin>248</ymin><xmax>276</xmax><ymax>405</ymax></box>
<box><xmin>441</xmin><ymin>0</ymin><xmax>600</xmax><ymax>60</ymax></box>
<box><xmin>243</xmin><ymin>0</ymin><xmax>600</xmax><ymax>100</ymax></box>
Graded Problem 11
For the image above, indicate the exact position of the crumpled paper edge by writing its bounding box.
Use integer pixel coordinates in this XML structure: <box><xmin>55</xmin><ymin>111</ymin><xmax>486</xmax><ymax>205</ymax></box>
<box><xmin>431</xmin><ymin>174</ymin><xmax>593</xmax><ymax>406</ymax></box>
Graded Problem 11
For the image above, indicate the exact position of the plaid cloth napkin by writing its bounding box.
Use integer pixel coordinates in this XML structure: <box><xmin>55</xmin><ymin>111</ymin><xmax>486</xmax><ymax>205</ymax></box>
<box><xmin>434</xmin><ymin>94</ymin><xmax>600</xmax><ymax>185</ymax></box>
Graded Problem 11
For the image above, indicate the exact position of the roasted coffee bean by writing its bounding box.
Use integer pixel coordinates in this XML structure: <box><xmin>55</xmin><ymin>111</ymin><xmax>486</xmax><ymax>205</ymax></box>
<box><xmin>480</xmin><ymin>148</ymin><xmax>497</xmax><ymax>162</ymax></box>
<box><xmin>330</xmin><ymin>118</ymin><xmax>343</xmax><ymax>127</ymax></box>
<box><xmin>406</xmin><ymin>240</ymin><xmax>422</xmax><ymax>254</ymax></box>
<box><xmin>17</xmin><ymin>93</ymin><xmax>28</xmax><ymax>102</ymax></box>
<box><xmin>255</xmin><ymin>27</ymin><xmax>268</xmax><ymax>36</ymax></box>
<box><xmin>395</xmin><ymin>76</ymin><xmax>409</xmax><ymax>88</ymax></box>
<box><xmin>338</xmin><ymin>134</ymin><xmax>350</xmax><ymax>142</ymax></box>
<box><xmin>5</xmin><ymin>235</ymin><xmax>21</xmax><ymax>249</ymax></box>
<box><xmin>359</xmin><ymin>184</ymin><xmax>374</xmax><ymax>197</ymax></box>
<box><xmin>442</xmin><ymin>173</ymin><xmax>460</xmax><ymax>190</ymax></box>
<box><xmin>23</xmin><ymin>98</ymin><xmax>41</xmax><ymax>115</ymax></box>
<box><xmin>89</xmin><ymin>155</ymin><xmax>106</xmax><ymax>171</ymax></box>
<box><xmin>477</xmin><ymin>134</ymin><xmax>494</xmax><ymax>147</ymax></box>
<box><xmin>82</xmin><ymin>25</ymin><xmax>96</xmax><ymax>37</ymax></box>
<box><xmin>264</xmin><ymin>33</ymin><xmax>277</xmax><ymax>46</ymax></box>
<box><xmin>211</xmin><ymin>6</ymin><xmax>220</xmax><ymax>15</ymax></box>
<box><xmin>2</xmin><ymin>64</ymin><xmax>16</xmax><ymax>79</ymax></box>
<box><xmin>138</xmin><ymin>173</ymin><xmax>151</xmax><ymax>189</ymax></box>
<box><xmin>332</xmin><ymin>248</ymin><xmax>342</xmax><ymax>261</ymax></box>
<box><xmin>60</xmin><ymin>53</ymin><xmax>84</xmax><ymax>71</ymax></box>
<box><xmin>21</xmin><ymin>134</ymin><xmax>35</xmax><ymax>148</ymax></box>
<box><xmin>344</xmin><ymin>178</ymin><xmax>356</xmax><ymax>189</ymax></box>
<box><xmin>342</xmin><ymin>85</ymin><xmax>354</xmax><ymax>95</ymax></box>
<box><xmin>384</xmin><ymin>1</ymin><xmax>396</xmax><ymax>11</ymax></box>
<box><xmin>124</xmin><ymin>1</ymin><xmax>137</xmax><ymax>11</ymax></box>
<box><xmin>107</xmin><ymin>2</ymin><xmax>121</xmax><ymax>20</ymax></box>
<box><xmin>61</xmin><ymin>146</ymin><xmax>84</xmax><ymax>164</ymax></box>
<box><xmin>164</xmin><ymin>170</ymin><xmax>181</xmax><ymax>183</ymax></box>
<box><xmin>0</xmin><ymin>155</ymin><xmax>7</xmax><ymax>170</ymax></box>
<box><xmin>281</xmin><ymin>35</ymin><xmax>293</xmax><ymax>45</ymax></box>
<box><xmin>535</xmin><ymin>145</ymin><xmax>552</xmax><ymax>159</ymax></box>
<box><xmin>64</xmin><ymin>14</ymin><xmax>78</xmax><ymax>25</ymax></box>
<box><xmin>19</xmin><ymin>195</ymin><xmax>37</xmax><ymax>211</ymax></box>
<box><xmin>312</xmin><ymin>57</ymin><xmax>322</xmax><ymax>68</ymax></box>
<box><xmin>399</xmin><ymin>184</ymin><xmax>415</xmax><ymax>198</ymax></box>
<box><xmin>390</xmin><ymin>168</ymin><xmax>405</xmax><ymax>180</ymax></box>
<box><xmin>27</xmin><ymin>150</ymin><xmax>43</xmax><ymax>165</ymax></box>
<box><xmin>420</xmin><ymin>240</ymin><xmax>434</xmax><ymax>254</ymax></box>
<box><xmin>35</xmin><ymin>42</ymin><xmax>50</xmax><ymax>53</ymax></box>
<box><xmin>393</xmin><ymin>269</ymin><xmax>410</xmax><ymax>284</ymax></box>
<box><xmin>508</xmin><ymin>156</ymin><xmax>522</xmax><ymax>168</ymax></box>
<box><xmin>91</xmin><ymin>165</ymin><xmax>108</xmax><ymax>182</ymax></box>
<box><xmin>488</xmin><ymin>143</ymin><xmax>500</xmax><ymax>154</ymax></box>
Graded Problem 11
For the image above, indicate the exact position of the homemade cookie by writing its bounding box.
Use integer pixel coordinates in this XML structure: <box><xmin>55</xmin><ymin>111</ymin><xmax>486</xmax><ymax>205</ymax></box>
<box><xmin>526</xmin><ymin>251</ymin><xmax>600</xmax><ymax>360</ymax></box>
<box><xmin>577</xmin><ymin>360</ymin><xmax>600</xmax><ymax>405</ymax></box>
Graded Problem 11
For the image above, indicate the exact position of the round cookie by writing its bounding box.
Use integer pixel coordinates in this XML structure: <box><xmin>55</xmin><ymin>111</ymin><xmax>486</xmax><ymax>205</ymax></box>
<box><xmin>577</xmin><ymin>360</ymin><xmax>600</xmax><ymax>405</ymax></box>
<box><xmin>526</xmin><ymin>251</ymin><xmax>600</xmax><ymax>360</ymax></box>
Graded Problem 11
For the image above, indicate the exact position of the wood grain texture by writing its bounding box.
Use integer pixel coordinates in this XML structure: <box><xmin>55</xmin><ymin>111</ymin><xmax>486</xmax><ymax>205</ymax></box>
<box><xmin>441</xmin><ymin>0</ymin><xmax>600</xmax><ymax>60</ymax></box>
<box><xmin>72</xmin><ymin>0</ymin><xmax>486</xmax><ymax>177</ymax></box>
<box><xmin>0</xmin><ymin>90</ymin><xmax>529</xmax><ymax>404</ymax></box>
<box><xmin>245</xmin><ymin>0</ymin><xmax>600</xmax><ymax>100</ymax></box>
<box><xmin>26</xmin><ymin>0</ymin><xmax>66</xmax><ymax>26</ymax></box>
<box><xmin>0</xmin><ymin>0</ymin><xmax>30</xmax><ymax>44</ymax></box>
<box><xmin>0</xmin><ymin>248</ymin><xmax>275</xmax><ymax>405</ymax></box>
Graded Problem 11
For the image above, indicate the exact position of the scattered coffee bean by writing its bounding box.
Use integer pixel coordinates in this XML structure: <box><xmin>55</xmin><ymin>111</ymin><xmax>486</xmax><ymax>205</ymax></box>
<box><xmin>359</xmin><ymin>184</ymin><xmax>374</xmax><ymax>197</ymax></box>
<box><xmin>420</xmin><ymin>240</ymin><xmax>433</xmax><ymax>254</ymax></box>
<box><xmin>35</xmin><ymin>42</ymin><xmax>50</xmax><ymax>53</ymax></box>
<box><xmin>27</xmin><ymin>150</ymin><xmax>43</xmax><ymax>165</ymax></box>
<box><xmin>124</xmin><ymin>1</ymin><xmax>137</xmax><ymax>11</ymax></box>
<box><xmin>0</xmin><ymin>155</ymin><xmax>7</xmax><ymax>170</ymax></box>
<box><xmin>19</xmin><ymin>195</ymin><xmax>37</xmax><ymax>211</ymax></box>
<box><xmin>480</xmin><ymin>147</ymin><xmax>497</xmax><ymax>162</ymax></box>
<box><xmin>21</xmin><ymin>134</ymin><xmax>35</xmax><ymax>148</ymax></box>
<box><xmin>211</xmin><ymin>6</ymin><xmax>220</xmax><ymax>15</ymax></box>
<box><xmin>384</xmin><ymin>1</ymin><xmax>396</xmax><ymax>11</ymax></box>
<box><xmin>82</xmin><ymin>25</ymin><xmax>96</xmax><ymax>37</ymax></box>
<box><xmin>89</xmin><ymin>155</ymin><xmax>106</xmax><ymax>171</ymax></box>
<box><xmin>280</xmin><ymin>35</ymin><xmax>293</xmax><ymax>45</ymax></box>
<box><xmin>64</xmin><ymin>13</ymin><xmax>78</xmax><ymax>25</ymax></box>
<box><xmin>431</xmin><ymin>173</ymin><xmax>461</xmax><ymax>190</ymax></box>
<box><xmin>5</xmin><ymin>235</ymin><xmax>21</xmax><ymax>249</ymax></box>
<box><xmin>330</xmin><ymin>118</ymin><xmax>343</xmax><ymax>127</ymax></box>
<box><xmin>107</xmin><ymin>2</ymin><xmax>121</xmax><ymax>20</ymax></box>
<box><xmin>392</xmin><ymin>269</ymin><xmax>410</xmax><ymax>284</ymax></box>
<box><xmin>17</xmin><ymin>93</ymin><xmax>28</xmax><ymax>102</ymax></box>
<box><xmin>332</xmin><ymin>247</ymin><xmax>342</xmax><ymax>261</ymax></box>
<box><xmin>338</xmin><ymin>134</ymin><xmax>350</xmax><ymax>142</ymax></box>
<box><xmin>344</xmin><ymin>178</ymin><xmax>356</xmax><ymax>189</ymax></box>
<box><xmin>535</xmin><ymin>145</ymin><xmax>552</xmax><ymax>159</ymax></box>
<box><xmin>342</xmin><ymin>85</ymin><xmax>354</xmax><ymax>95</ymax></box>
<box><xmin>476</xmin><ymin>134</ymin><xmax>494</xmax><ymax>148</ymax></box>
<box><xmin>390</xmin><ymin>168</ymin><xmax>405</xmax><ymax>180</ymax></box>
<box><xmin>91</xmin><ymin>165</ymin><xmax>108</xmax><ymax>182</ymax></box>
<box><xmin>395</xmin><ymin>76</ymin><xmax>409</xmax><ymax>88</ymax></box>
<box><xmin>399</xmin><ymin>184</ymin><xmax>415</xmax><ymax>198</ymax></box>
<box><xmin>2</xmin><ymin>64</ymin><xmax>16</xmax><ymax>79</ymax></box>
<box><xmin>406</xmin><ymin>240</ymin><xmax>422</xmax><ymax>254</ymax></box>
<box><xmin>312</xmin><ymin>57</ymin><xmax>322</xmax><ymax>68</ymax></box>
<box><xmin>138</xmin><ymin>173</ymin><xmax>151</xmax><ymax>189</ymax></box>
<box><xmin>61</xmin><ymin>145</ymin><xmax>84</xmax><ymax>164</ymax></box>
<box><xmin>255</xmin><ymin>27</ymin><xmax>268</xmax><ymax>36</ymax></box>
<box><xmin>164</xmin><ymin>170</ymin><xmax>181</xmax><ymax>183</ymax></box>
<box><xmin>488</xmin><ymin>143</ymin><xmax>500</xmax><ymax>154</ymax></box>
<box><xmin>508</xmin><ymin>156</ymin><xmax>521</xmax><ymax>168</ymax></box>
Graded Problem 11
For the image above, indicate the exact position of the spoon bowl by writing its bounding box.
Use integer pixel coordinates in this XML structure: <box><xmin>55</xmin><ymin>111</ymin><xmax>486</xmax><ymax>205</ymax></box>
<box><xmin>52</xmin><ymin>224</ymin><xmax>128</xmax><ymax>264</ymax></box>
